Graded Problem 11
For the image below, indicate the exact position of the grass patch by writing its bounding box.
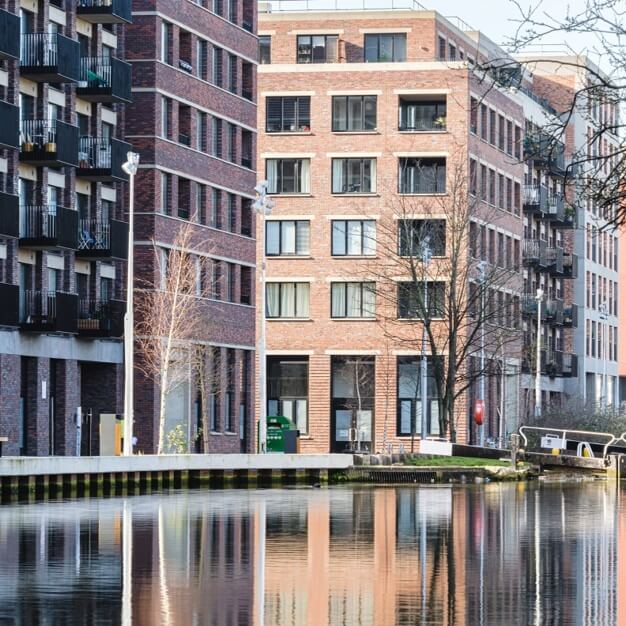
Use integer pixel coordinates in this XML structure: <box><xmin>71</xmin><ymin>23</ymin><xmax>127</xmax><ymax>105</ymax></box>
<box><xmin>405</xmin><ymin>455</ymin><xmax>511</xmax><ymax>468</ymax></box>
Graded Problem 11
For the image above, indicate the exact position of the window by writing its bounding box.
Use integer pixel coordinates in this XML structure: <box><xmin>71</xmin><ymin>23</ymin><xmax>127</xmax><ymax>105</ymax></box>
<box><xmin>266</xmin><ymin>96</ymin><xmax>311</xmax><ymax>133</ymax></box>
<box><xmin>266</xmin><ymin>282</ymin><xmax>310</xmax><ymax>318</ymax></box>
<box><xmin>297</xmin><ymin>35</ymin><xmax>338</xmax><ymax>64</ymax></box>
<box><xmin>161</xmin><ymin>172</ymin><xmax>172</xmax><ymax>214</ymax></box>
<box><xmin>448</xmin><ymin>42</ymin><xmax>456</xmax><ymax>60</ymax></box>
<box><xmin>161</xmin><ymin>22</ymin><xmax>172</xmax><ymax>64</ymax></box>
<box><xmin>213</xmin><ymin>46</ymin><xmax>223</xmax><ymax>87</ymax></box>
<box><xmin>265</xmin><ymin>159</ymin><xmax>310</xmax><ymax>194</ymax></box>
<box><xmin>398</xmin><ymin>219</ymin><xmax>446</xmax><ymax>257</ymax></box>
<box><xmin>197</xmin><ymin>39</ymin><xmax>208</xmax><ymax>80</ymax></box>
<box><xmin>210</xmin><ymin>188</ymin><xmax>221</xmax><ymax>228</ymax></box>
<box><xmin>197</xmin><ymin>111</ymin><xmax>207</xmax><ymax>152</ymax></box>
<box><xmin>212</xmin><ymin>117</ymin><xmax>223</xmax><ymax>158</ymax></box>
<box><xmin>331</xmin><ymin>282</ymin><xmax>375</xmax><ymax>318</ymax></box>
<box><xmin>398</xmin><ymin>157</ymin><xmax>446</xmax><ymax>194</ymax></box>
<box><xmin>266</xmin><ymin>220</ymin><xmax>310</xmax><ymax>256</ymax></box>
<box><xmin>240</xmin><ymin>266</ymin><xmax>252</xmax><ymax>305</ymax></box>
<box><xmin>268</xmin><ymin>356</ymin><xmax>309</xmax><ymax>434</ymax></box>
<box><xmin>470</xmin><ymin>97</ymin><xmax>478</xmax><ymax>134</ymax></box>
<box><xmin>364</xmin><ymin>33</ymin><xmax>406</xmax><ymax>62</ymax></box>
<box><xmin>259</xmin><ymin>36</ymin><xmax>271</xmax><ymax>64</ymax></box>
<box><xmin>228</xmin><ymin>123</ymin><xmax>237</xmax><ymax>162</ymax></box>
<box><xmin>398</xmin><ymin>97</ymin><xmax>446</xmax><ymax>131</ymax></box>
<box><xmin>331</xmin><ymin>158</ymin><xmax>376</xmax><ymax>194</ymax></box>
<box><xmin>161</xmin><ymin>97</ymin><xmax>172</xmax><ymax>139</ymax></box>
<box><xmin>332</xmin><ymin>220</ymin><xmax>376</xmax><ymax>256</ymax></box>
<box><xmin>332</xmin><ymin>95</ymin><xmax>377</xmax><ymax>132</ymax></box>
<box><xmin>228</xmin><ymin>54</ymin><xmax>238</xmax><ymax>93</ymax></box>
<box><xmin>398</xmin><ymin>281</ymin><xmax>445</xmax><ymax>318</ymax></box>
<box><xmin>397</xmin><ymin>356</ymin><xmax>440</xmax><ymax>436</ymax></box>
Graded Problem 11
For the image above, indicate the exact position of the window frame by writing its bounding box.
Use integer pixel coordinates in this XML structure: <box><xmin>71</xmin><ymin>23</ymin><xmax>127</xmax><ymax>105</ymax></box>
<box><xmin>397</xmin><ymin>281</ymin><xmax>446</xmax><ymax>319</ymax></box>
<box><xmin>296</xmin><ymin>35</ymin><xmax>338</xmax><ymax>64</ymax></box>
<box><xmin>265</xmin><ymin>282</ymin><xmax>310</xmax><ymax>319</ymax></box>
<box><xmin>265</xmin><ymin>158</ymin><xmax>310</xmax><ymax>195</ymax></box>
<box><xmin>331</xmin><ymin>157</ymin><xmax>376</xmax><ymax>194</ymax></box>
<box><xmin>364</xmin><ymin>33</ymin><xmax>407</xmax><ymax>63</ymax></box>
<box><xmin>398</xmin><ymin>157</ymin><xmax>447</xmax><ymax>194</ymax></box>
<box><xmin>397</xmin><ymin>219</ymin><xmax>446</xmax><ymax>257</ymax></box>
<box><xmin>330</xmin><ymin>282</ymin><xmax>376</xmax><ymax>319</ymax></box>
<box><xmin>331</xmin><ymin>219</ymin><xmax>376</xmax><ymax>257</ymax></box>
<box><xmin>265</xmin><ymin>220</ymin><xmax>311</xmax><ymax>256</ymax></box>
<box><xmin>265</xmin><ymin>96</ymin><xmax>311</xmax><ymax>133</ymax></box>
<box><xmin>332</xmin><ymin>95</ymin><xmax>377</xmax><ymax>132</ymax></box>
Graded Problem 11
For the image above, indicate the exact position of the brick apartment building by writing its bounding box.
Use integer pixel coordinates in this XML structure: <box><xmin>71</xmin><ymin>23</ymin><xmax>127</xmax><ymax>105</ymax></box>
<box><xmin>125</xmin><ymin>0</ymin><xmax>257</xmax><ymax>453</ymax></box>
<box><xmin>257</xmin><ymin>5</ymin><xmax>581</xmax><ymax>452</ymax></box>
<box><xmin>0</xmin><ymin>0</ymin><xmax>132</xmax><ymax>456</ymax></box>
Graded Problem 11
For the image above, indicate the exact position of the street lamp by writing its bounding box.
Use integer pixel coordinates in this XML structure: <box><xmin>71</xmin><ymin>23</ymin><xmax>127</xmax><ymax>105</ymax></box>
<box><xmin>476</xmin><ymin>261</ymin><xmax>488</xmax><ymax>447</ymax></box>
<box><xmin>534</xmin><ymin>288</ymin><xmax>544</xmax><ymax>419</ymax></box>
<box><xmin>420</xmin><ymin>237</ymin><xmax>432</xmax><ymax>442</ymax></box>
<box><xmin>122</xmin><ymin>151</ymin><xmax>140</xmax><ymax>456</ymax></box>
<box><xmin>599</xmin><ymin>301</ymin><xmax>608</xmax><ymax>409</ymax></box>
<box><xmin>253</xmin><ymin>181</ymin><xmax>274</xmax><ymax>453</ymax></box>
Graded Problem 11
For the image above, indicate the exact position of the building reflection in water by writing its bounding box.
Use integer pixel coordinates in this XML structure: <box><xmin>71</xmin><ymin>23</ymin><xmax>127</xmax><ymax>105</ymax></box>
<box><xmin>0</xmin><ymin>484</ymin><xmax>621</xmax><ymax>625</ymax></box>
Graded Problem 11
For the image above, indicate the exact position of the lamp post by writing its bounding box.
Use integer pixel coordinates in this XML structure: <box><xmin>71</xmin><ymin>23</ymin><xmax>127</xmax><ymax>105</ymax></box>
<box><xmin>476</xmin><ymin>261</ymin><xmax>487</xmax><ymax>447</ymax></box>
<box><xmin>534</xmin><ymin>288</ymin><xmax>544</xmax><ymax>419</ymax></box>
<box><xmin>122</xmin><ymin>151</ymin><xmax>140</xmax><ymax>456</ymax></box>
<box><xmin>253</xmin><ymin>181</ymin><xmax>274</xmax><ymax>453</ymax></box>
<box><xmin>599</xmin><ymin>301</ymin><xmax>608</xmax><ymax>409</ymax></box>
<box><xmin>420</xmin><ymin>238</ymin><xmax>432</xmax><ymax>442</ymax></box>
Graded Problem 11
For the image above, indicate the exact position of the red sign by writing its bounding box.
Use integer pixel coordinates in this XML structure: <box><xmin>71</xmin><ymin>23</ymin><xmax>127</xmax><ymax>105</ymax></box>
<box><xmin>474</xmin><ymin>400</ymin><xmax>485</xmax><ymax>426</ymax></box>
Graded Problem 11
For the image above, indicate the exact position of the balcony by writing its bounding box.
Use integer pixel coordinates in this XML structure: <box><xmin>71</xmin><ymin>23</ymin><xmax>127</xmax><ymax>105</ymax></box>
<box><xmin>20</xmin><ymin>119</ymin><xmax>79</xmax><ymax>167</ymax></box>
<box><xmin>0</xmin><ymin>192</ymin><xmax>19</xmax><ymax>238</ymax></box>
<box><xmin>523</xmin><ymin>185</ymin><xmax>547</xmax><ymax>215</ymax></box>
<box><xmin>76</xmin><ymin>0</ymin><xmax>132</xmax><ymax>24</ymax></box>
<box><xmin>524</xmin><ymin>134</ymin><xmax>566</xmax><ymax>176</ymax></box>
<box><xmin>0</xmin><ymin>9</ymin><xmax>19</xmax><ymax>60</ymax></box>
<box><xmin>77</xmin><ymin>217</ymin><xmax>128</xmax><ymax>259</ymax></box>
<box><xmin>563</xmin><ymin>303</ymin><xmax>578</xmax><ymax>328</ymax></box>
<box><xmin>523</xmin><ymin>239</ymin><xmax>548</xmax><ymax>268</ymax></box>
<box><xmin>546</xmin><ymin>245</ymin><xmax>564</xmax><ymax>275</ymax></box>
<box><xmin>19</xmin><ymin>205</ymin><xmax>79</xmax><ymax>249</ymax></box>
<box><xmin>20</xmin><ymin>290</ymin><xmax>78</xmax><ymax>334</ymax></box>
<box><xmin>398</xmin><ymin>98</ymin><xmax>447</xmax><ymax>132</ymax></box>
<box><xmin>20</xmin><ymin>33</ymin><xmax>80</xmax><ymax>83</ymax></box>
<box><xmin>544</xmin><ymin>297</ymin><xmax>564</xmax><ymax>325</ymax></box>
<box><xmin>562</xmin><ymin>353</ymin><xmax>578</xmax><ymax>377</ymax></box>
<box><xmin>0</xmin><ymin>283</ymin><xmax>19</xmax><ymax>327</ymax></box>
<box><xmin>521</xmin><ymin>293</ymin><xmax>546</xmax><ymax>321</ymax></box>
<box><xmin>77</xmin><ymin>137</ymin><xmax>131</xmax><ymax>182</ymax></box>
<box><xmin>563</xmin><ymin>252</ymin><xmax>578</xmax><ymax>279</ymax></box>
<box><xmin>77</xmin><ymin>56</ymin><xmax>132</xmax><ymax>104</ymax></box>
<box><xmin>78</xmin><ymin>298</ymin><xmax>124</xmax><ymax>337</ymax></box>
<box><xmin>0</xmin><ymin>100</ymin><xmax>19</xmax><ymax>149</ymax></box>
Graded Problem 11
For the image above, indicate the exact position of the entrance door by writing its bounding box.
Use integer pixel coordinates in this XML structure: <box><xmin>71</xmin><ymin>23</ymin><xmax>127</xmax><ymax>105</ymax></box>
<box><xmin>332</xmin><ymin>408</ymin><xmax>373</xmax><ymax>453</ymax></box>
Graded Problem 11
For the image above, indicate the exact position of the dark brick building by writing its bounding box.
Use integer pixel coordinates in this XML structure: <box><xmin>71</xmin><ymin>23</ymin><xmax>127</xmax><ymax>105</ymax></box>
<box><xmin>125</xmin><ymin>0</ymin><xmax>257</xmax><ymax>453</ymax></box>
<box><xmin>0</xmin><ymin>0</ymin><xmax>132</xmax><ymax>456</ymax></box>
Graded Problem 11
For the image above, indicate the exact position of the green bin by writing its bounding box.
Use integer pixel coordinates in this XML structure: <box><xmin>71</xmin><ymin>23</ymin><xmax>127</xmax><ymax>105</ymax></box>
<box><xmin>265</xmin><ymin>415</ymin><xmax>297</xmax><ymax>453</ymax></box>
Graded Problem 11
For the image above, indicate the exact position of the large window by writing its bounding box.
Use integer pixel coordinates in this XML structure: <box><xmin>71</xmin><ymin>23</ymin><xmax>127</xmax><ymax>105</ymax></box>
<box><xmin>398</xmin><ymin>281</ymin><xmax>445</xmax><ymax>318</ymax></box>
<box><xmin>297</xmin><ymin>35</ymin><xmax>338</xmax><ymax>64</ymax></box>
<box><xmin>398</xmin><ymin>97</ymin><xmax>446</xmax><ymax>131</ymax></box>
<box><xmin>364</xmin><ymin>33</ymin><xmax>406</xmax><ymax>62</ymax></box>
<box><xmin>398</xmin><ymin>219</ymin><xmax>446</xmax><ymax>257</ymax></box>
<box><xmin>331</xmin><ymin>158</ymin><xmax>376</xmax><ymax>194</ymax></box>
<box><xmin>332</xmin><ymin>220</ymin><xmax>376</xmax><ymax>256</ymax></box>
<box><xmin>266</xmin><ymin>96</ymin><xmax>311</xmax><ymax>133</ymax></box>
<box><xmin>398</xmin><ymin>157</ymin><xmax>446</xmax><ymax>194</ymax></box>
<box><xmin>266</xmin><ymin>282</ymin><xmax>310</xmax><ymax>318</ymax></box>
<box><xmin>265</xmin><ymin>159</ymin><xmax>310</xmax><ymax>194</ymax></box>
<box><xmin>268</xmin><ymin>356</ymin><xmax>308</xmax><ymax>434</ymax></box>
<box><xmin>331</xmin><ymin>282</ymin><xmax>375</xmax><ymax>318</ymax></box>
<box><xmin>259</xmin><ymin>36</ymin><xmax>271</xmax><ymax>64</ymax></box>
<box><xmin>266</xmin><ymin>220</ymin><xmax>310</xmax><ymax>256</ymax></box>
<box><xmin>397</xmin><ymin>356</ymin><xmax>440</xmax><ymax>436</ymax></box>
<box><xmin>332</xmin><ymin>96</ymin><xmax>377</xmax><ymax>132</ymax></box>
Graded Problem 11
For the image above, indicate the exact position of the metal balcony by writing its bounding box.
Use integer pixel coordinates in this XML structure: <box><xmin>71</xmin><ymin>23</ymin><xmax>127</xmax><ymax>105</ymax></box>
<box><xmin>19</xmin><ymin>119</ymin><xmax>79</xmax><ymax>167</ymax></box>
<box><xmin>20</xmin><ymin>290</ymin><xmax>78</xmax><ymax>334</ymax></box>
<box><xmin>523</xmin><ymin>238</ymin><xmax>548</xmax><ymax>268</ymax></box>
<box><xmin>524</xmin><ymin>133</ymin><xmax>566</xmax><ymax>176</ymax></box>
<box><xmin>563</xmin><ymin>303</ymin><xmax>578</xmax><ymax>328</ymax></box>
<box><xmin>562</xmin><ymin>353</ymin><xmax>578</xmax><ymax>377</ymax></box>
<box><xmin>77</xmin><ymin>217</ymin><xmax>128</xmax><ymax>260</ymax></box>
<box><xmin>563</xmin><ymin>252</ymin><xmax>578</xmax><ymax>279</ymax></box>
<box><xmin>77</xmin><ymin>56</ymin><xmax>132</xmax><ymax>103</ymax></box>
<box><xmin>545</xmin><ymin>194</ymin><xmax>574</xmax><ymax>227</ymax></box>
<box><xmin>521</xmin><ymin>293</ymin><xmax>547</xmax><ymax>321</ymax></box>
<box><xmin>78</xmin><ymin>298</ymin><xmax>124</xmax><ymax>337</ymax></box>
<box><xmin>0</xmin><ymin>100</ymin><xmax>19</xmax><ymax>149</ymax></box>
<box><xmin>523</xmin><ymin>185</ymin><xmax>547</xmax><ymax>215</ymax></box>
<box><xmin>0</xmin><ymin>192</ymin><xmax>19</xmax><ymax>238</ymax></box>
<box><xmin>546</xmin><ymin>246</ymin><xmax>564</xmax><ymax>276</ymax></box>
<box><xmin>20</xmin><ymin>33</ymin><xmax>80</xmax><ymax>83</ymax></box>
<box><xmin>0</xmin><ymin>283</ymin><xmax>19</xmax><ymax>327</ymax></box>
<box><xmin>19</xmin><ymin>205</ymin><xmax>79</xmax><ymax>249</ymax></box>
<box><xmin>0</xmin><ymin>9</ymin><xmax>19</xmax><ymax>60</ymax></box>
<box><xmin>77</xmin><ymin>137</ymin><xmax>131</xmax><ymax>181</ymax></box>
<box><xmin>544</xmin><ymin>297</ymin><xmax>564</xmax><ymax>325</ymax></box>
<box><xmin>76</xmin><ymin>0</ymin><xmax>132</xmax><ymax>24</ymax></box>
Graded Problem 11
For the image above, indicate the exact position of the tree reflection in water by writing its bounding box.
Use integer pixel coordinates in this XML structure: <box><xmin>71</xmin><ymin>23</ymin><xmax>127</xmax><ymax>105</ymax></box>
<box><xmin>0</xmin><ymin>483</ymin><xmax>621</xmax><ymax>625</ymax></box>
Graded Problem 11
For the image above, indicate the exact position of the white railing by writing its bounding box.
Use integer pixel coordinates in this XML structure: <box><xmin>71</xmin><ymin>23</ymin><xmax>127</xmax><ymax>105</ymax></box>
<box><xmin>519</xmin><ymin>425</ymin><xmax>618</xmax><ymax>460</ymax></box>
<box><xmin>260</xmin><ymin>0</ymin><xmax>428</xmax><ymax>13</ymax></box>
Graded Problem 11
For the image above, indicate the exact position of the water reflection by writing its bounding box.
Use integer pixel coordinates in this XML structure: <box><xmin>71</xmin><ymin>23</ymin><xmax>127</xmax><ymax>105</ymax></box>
<box><xmin>0</xmin><ymin>484</ymin><xmax>623</xmax><ymax>625</ymax></box>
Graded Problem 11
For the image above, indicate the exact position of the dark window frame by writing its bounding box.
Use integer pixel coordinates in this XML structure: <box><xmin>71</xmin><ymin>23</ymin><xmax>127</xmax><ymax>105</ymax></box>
<box><xmin>332</xmin><ymin>95</ymin><xmax>377</xmax><ymax>132</ymax></box>
<box><xmin>296</xmin><ymin>35</ymin><xmax>338</xmax><ymax>64</ymax></box>
<box><xmin>266</xmin><ymin>96</ymin><xmax>311</xmax><ymax>133</ymax></box>
<box><xmin>331</xmin><ymin>158</ymin><xmax>376</xmax><ymax>194</ymax></box>
<box><xmin>364</xmin><ymin>33</ymin><xmax>407</xmax><ymax>62</ymax></box>
<box><xmin>330</xmin><ymin>282</ymin><xmax>376</xmax><ymax>319</ymax></box>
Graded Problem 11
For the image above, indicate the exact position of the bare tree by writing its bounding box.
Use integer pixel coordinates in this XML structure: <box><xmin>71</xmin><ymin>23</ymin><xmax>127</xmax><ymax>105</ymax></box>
<box><xmin>370</xmin><ymin>159</ymin><xmax>523</xmax><ymax>442</ymax></box>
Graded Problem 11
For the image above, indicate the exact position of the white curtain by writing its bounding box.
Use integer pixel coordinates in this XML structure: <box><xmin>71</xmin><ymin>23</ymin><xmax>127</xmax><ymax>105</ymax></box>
<box><xmin>347</xmin><ymin>221</ymin><xmax>361</xmax><ymax>255</ymax></box>
<box><xmin>296</xmin><ymin>221</ymin><xmax>310</xmax><ymax>255</ymax></box>
<box><xmin>368</xmin><ymin>159</ymin><xmax>377</xmax><ymax>193</ymax></box>
<box><xmin>362</xmin><ymin>283</ymin><xmax>376</xmax><ymax>317</ymax></box>
<box><xmin>281</xmin><ymin>220</ymin><xmax>296</xmax><ymax>254</ymax></box>
<box><xmin>347</xmin><ymin>283</ymin><xmax>361</xmax><ymax>317</ymax></box>
<box><xmin>266</xmin><ymin>283</ymin><xmax>280</xmax><ymax>317</ymax></box>
<box><xmin>281</xmin><ymin>282</ymin><xmax>295</xmax><ymax>317</ymax></box>
<box><xmin>332</xmin><ymin>159</ymin><xmax>344</xmax><ymax>193</ymax></box>
<box><xmin>299</xmin><ymin>159</ymin><xmax>310</xmax><ymax>193</ymax></box>
<box><xmin>266</xmin><ymin>159</ymin><xmax>278</xmax><ymax>193</ymax></box>
<box><xmin>295</xmin><ymin>283</ymin><xmax>309</xmax><ymax>317</ymax></box>
<box><xmin>362</xmin><ymin>220</ymin><xmax>376</xmax><ymax>255</ymax></box>
<box><xmin>295</xmin><ymin>400</ymin><xmax>307</xmax><ymax>433</ymax></box>
<box><xmin>331</xmin><ymin>283</ymin><xmax>346</xmax><ymax>317</ymax></box>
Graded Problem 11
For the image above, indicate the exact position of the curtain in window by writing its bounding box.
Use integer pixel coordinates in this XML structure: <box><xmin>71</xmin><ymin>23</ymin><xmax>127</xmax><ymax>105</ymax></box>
<box><xmin>296</xmin><ymin>221</ymin><xmax>310</xmax><ymax>255</ymax></box>
<box><xmin>331</xmin><ymin>283</ymin><xmax>345</xmax><ymax>317</ymax></box>
<box><xmin>299</xmin><ymin>159</ymin><xmax>310</xmax><ymax>193</ymax></box>
<box><xmin>332</xmin><ymin>159</ymin><xmax>344</xmax><ymax>193</ymax></box>
<box><xmin>266</xmin><ymin>159</ymin><xmax>278</xmax><ymax>193</ymax></box>
<box><xmin>347</xmin><ymin>283</ymin><xmax>361</xmax><ymax>317</ymax></box>
<box><xmin>362</xmin><ymin>283</ymin><xmax>375</xmax><ymax>317</ymax></box>
<box><xmin>295</xmin><ymin>283</ymin><xmax>309</xmax><ymax>317</ymax></box>
<box><xmin>281</xmin><ymin>221</ymin><xmax>296</xmax><ymax>254</ymax></box>
<box><xmin>266</xmin><ymin>283</ymin><xmax>280</xmax><ymax>317</ymax></box>
<box><xmin>347</xmin><ymin>221</ymin><xmax>361</xmax><ymax>254</ymax></box>
<box><xmin>363</xmin><ymin>221</ymin><xmax>376</xmax><ymax>255</ymax></box>
<box><xmin>281</xmin><ymin>282</ymin><xmax>295</xmax><ymax>317</ymax></box>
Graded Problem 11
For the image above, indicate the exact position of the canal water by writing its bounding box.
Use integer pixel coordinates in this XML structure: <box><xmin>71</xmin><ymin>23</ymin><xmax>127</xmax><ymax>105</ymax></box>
<box><xmin>0</xmin><ymin>483</ymin><xmax>623</xmax><ymax>625</ymax></box>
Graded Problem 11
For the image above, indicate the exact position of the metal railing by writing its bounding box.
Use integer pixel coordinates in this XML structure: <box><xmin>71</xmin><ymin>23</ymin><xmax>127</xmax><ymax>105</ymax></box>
<box><xmin>20</xmin><ymin>118</ymin><xmax>57</xmax><ymax>146</ymax></box>
<box><xmin>259</xmin><ymin>0</ymin><xmax>428</xmax><ymax>12</ymax></box>
<box><xmin>21</xmin><ymin>33</ymin><xmax>59</xmax><ymax>66</ymax></box>
<box><xmin>519</xmin><ymin>425</ymin><xmax>617</xmax><ymax>461</ymax></box>
<box><xmin>22</xmin><ymin>290</ymin><xmax>57</xmax><ymax>324</ymax></box>
<box><xmin>79</xmin><ymin>56</ymin><xmax>113</xmax><ymax>87</ymax></box>
<box><xmin>20</xmin><ymin>205</ymin><xmax>58</xmax><ymax>239</ymax></box>
<box><xmin>78</xmin><ymin>218</ymin><xmax>110</xmax><ymax>251</ymax></box>
<box><xmin>78</xmin><ymin>137</ymin><xmax>111</xmax><ymax>168</ymax></box>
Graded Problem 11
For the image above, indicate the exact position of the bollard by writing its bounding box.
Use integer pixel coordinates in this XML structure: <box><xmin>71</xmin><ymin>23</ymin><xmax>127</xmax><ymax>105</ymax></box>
<box><xmin>510</xmin><ymin>433</ymin><xmax>521</xmax><ymax>467</ymax></box>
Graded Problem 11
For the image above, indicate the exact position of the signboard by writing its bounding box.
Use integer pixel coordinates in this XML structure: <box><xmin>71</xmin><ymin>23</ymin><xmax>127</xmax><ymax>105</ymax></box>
<box><xmin>540</xmin><ymin>434</ymin><xmax>566</xmax><ymax>450</ymax></box>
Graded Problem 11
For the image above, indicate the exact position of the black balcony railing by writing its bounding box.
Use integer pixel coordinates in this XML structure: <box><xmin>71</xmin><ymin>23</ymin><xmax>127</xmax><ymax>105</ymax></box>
<box><xmin>563</xmin><ymin>303</ymin><xmax>578</xmax><ymax>328</ymax></box>
<box><xmin>563</xmin><ymin>252</ymin><xmax>578</xmax><ymax>279</ymax></box>
<box><xmin>0</xmin><ymin>100</ymin><xmax>19</xmax><ymax>149</ymax></box>
<box><xmin>521</xmin><ymin>293</ymin><xmax>547</xmax><ymax>321</ymax></box>
<box><xmin>0</xmin><ymin>9</ymin><xmax>19</xmax><ymax>60</ymax></box>
<box><xmin>20</xmin><ymin>290</ymin><xmax>78</xmax><ymax>333</ymax></box>
<box><xmin>523</xmin><ymin>239</ymin><xmax>548</xmax><ymax>267</ymax></box>
<box><xmin>78</xmin><ymin>297</ymin><xmax>124</xmax><ymax>337</ymax></box>
<box><xmin>77</xmin><ymin>217</ymin><xmax>128</xmax><ymax>259</ymax></box>
<box><xmin>563</xmin><ymin>353</ymin><xmax>578</xmax><ymax>377</ymax></box>
<box><xmin>544</xmin><ymin>297</ymin><xmax>564</xmax><ymax>325</ymax></box>
<box><xmin>19</xmin><ymin>205</ymin><xmax>79</xmax><ymax>249</ymax></box>
<box><xmin>20</xmin><ymin>119</ymin><xmax>79</xmax><ymax>167</ymax></box>
<box><xmin>76</xmin><ymin>0</ymin><xmax>132</xmax><ymax>24</ymax></box>
<box><xmin>77</xmin><ymin>56</ymin><xmax>132</xmax><ymax>103</ymax></box>
<box><xmin>20</xmin><ymin>33</ymin><xmax>80</xmax><ymax>82</ymax></box>
<box><xmin>522</xmin><ymin>185</ymin><xmax>547</xmax><ymax>214</ymax></box>
<box><xmin>77</xmin><ymin>137</ymin><xmax>130</xmax><ymax>181</ymax></box>
<box><xmin>0</xmin><ymin>192</ymin><xmax>19</xmax><ymax>238</ymax></box>
<box><xmin>546</xmin><ymin>246</ymin><xmax>564</xmax><ymax>275</ymax></box>
<box><xmin>398</xmin><ymin>113</ymin><xmax>447</xmax><ymax>132</ymax></box>
<box><xmin>0</xmin><ymin>283</ymin><xmax>19</xmax><ymax>327</ymax></box>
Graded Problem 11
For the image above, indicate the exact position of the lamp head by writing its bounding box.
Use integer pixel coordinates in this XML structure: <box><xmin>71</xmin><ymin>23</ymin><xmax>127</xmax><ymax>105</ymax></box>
<box><xmin>122</xmin><ymin>151</ymin><xmax>140</xmax><ymax>176</ymax></box>
<box><xmin>254</xmin><ymin>180</ymin><xmax>269</xmax><ymax>195</ymax></box>
<box><xmin>535</xmin><ymin>288</ymin><xmax>544</xmax><ymax>300</ymax></box>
